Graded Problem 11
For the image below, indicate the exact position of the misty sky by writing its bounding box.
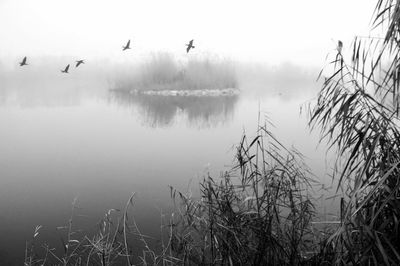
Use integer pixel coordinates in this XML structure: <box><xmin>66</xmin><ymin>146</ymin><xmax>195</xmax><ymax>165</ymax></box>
<box><xmin>0</xmin><ymin>0</ymin><xmax>375</xmax><ymax>66</ymax></box>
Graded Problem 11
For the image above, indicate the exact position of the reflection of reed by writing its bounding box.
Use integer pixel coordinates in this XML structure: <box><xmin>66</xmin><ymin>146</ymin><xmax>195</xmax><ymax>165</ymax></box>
<box><xmin>108</xmin><ymin>90</ymin><xmax>238</xmax><ymax>128</ymax></box>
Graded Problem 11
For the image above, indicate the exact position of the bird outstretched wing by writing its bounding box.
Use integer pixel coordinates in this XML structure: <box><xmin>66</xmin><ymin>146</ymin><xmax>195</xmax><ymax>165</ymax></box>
<box><xmin>186</xmin><ymin>40</ymin><xmax>194</xmax><ymax>53</ymax></box>
<box><xmin>123</xmin><ymin>40</ymin><xmax>131</xmax><ymax>50</ymax></box>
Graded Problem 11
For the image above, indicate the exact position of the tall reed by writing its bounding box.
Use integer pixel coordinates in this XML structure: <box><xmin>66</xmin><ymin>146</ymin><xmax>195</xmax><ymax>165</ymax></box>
<box><xmin>307</xmin><ymin>0</ymin><xmax>400</xmax><ymax>264</ymax></box>
<box><xmin>169</xmin><ymin>124</ymin><xmax>319</xmax><ymax>265</ymax></box>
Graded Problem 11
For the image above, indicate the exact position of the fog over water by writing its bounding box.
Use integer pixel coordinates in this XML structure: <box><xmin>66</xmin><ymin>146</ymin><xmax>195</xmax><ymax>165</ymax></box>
<box><xmin>0</xmin><ymin>0</ymin><xmax>377</xmax><ymax>264</ymax></box>
<box><xmin>0</xmin><ymin>60</ymin><xmax>337</xmax><ymax>264</ymax></box>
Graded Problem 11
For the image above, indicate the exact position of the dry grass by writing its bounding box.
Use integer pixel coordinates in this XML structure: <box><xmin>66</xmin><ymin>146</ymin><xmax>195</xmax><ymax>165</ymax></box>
<box><xmin>23</xmin><ymin>124</ymin><xmax>331</xmax><ymax>266</ymax></box>
<box><xmin>112</xmin><ymin>53</ymin><xmax>237</xmax><ymax>92</ymax></box>
<box><xmin>23</xmin><ymin>194</ymin><xmax>178</xmax><ymax>266</ymax></box>
<box><xmin>169</xmin><ymin>124</ymin><xmax>322</xmax><ymax>265</ymax></box>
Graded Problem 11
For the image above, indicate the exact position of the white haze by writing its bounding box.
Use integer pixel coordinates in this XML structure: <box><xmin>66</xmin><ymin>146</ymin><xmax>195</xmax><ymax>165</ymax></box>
<box><xmin>0</xmin><ymin>0</ymin><xmax>375</xmax><ymax>68</ymax></box>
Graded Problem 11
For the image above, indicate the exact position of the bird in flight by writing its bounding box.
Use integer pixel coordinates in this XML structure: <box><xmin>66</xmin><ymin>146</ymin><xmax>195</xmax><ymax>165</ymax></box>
<box><xmin>122</xmin><ymin>40</ymin><xmax>131</xmax><ymax>51</ymax></box>
<box><xmin>19</xmin><ymin>56</ymin><xmax>28</xmax><ymax>66</ymax></box>
<box><xmin>61</xmin><ymin>64</ymin><xmax>70</xmax><ymax>73</ymax></box>
<box><xmin>75</xmin><ymin>60</ymin><xmax>85</xmax><ymax>68</ymax></box>
<box><xmin>186</xmin><ymin>39</ymin><xmax>195</xmax><ymax>53</ymax></box>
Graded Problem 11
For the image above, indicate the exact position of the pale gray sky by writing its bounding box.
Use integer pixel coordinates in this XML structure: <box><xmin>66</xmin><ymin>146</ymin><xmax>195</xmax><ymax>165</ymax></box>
<box><xmin>0</xmin><ymin>0</ymin><xmax>376</xmax><ymax>66</ymax></box>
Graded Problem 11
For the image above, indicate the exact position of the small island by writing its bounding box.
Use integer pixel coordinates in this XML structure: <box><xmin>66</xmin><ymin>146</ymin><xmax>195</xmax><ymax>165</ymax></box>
<box><xmin>111</xmin><ymin>53</ymin><xmax>239</xmax><ymax>97</ymax></box>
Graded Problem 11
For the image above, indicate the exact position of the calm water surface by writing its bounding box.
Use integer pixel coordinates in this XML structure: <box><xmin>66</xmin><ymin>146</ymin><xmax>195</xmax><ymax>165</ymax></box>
<box><xmin>0</xmin><ymin>73</ymin><xmax>333</xmax><ymax>264</ymax></box>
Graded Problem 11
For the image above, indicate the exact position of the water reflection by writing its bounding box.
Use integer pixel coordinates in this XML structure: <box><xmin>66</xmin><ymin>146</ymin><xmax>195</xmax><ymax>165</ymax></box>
<box><xmin>108</xmin><ymin>90</ymin><xmax>239</xmax><ymax>128</ymax></box>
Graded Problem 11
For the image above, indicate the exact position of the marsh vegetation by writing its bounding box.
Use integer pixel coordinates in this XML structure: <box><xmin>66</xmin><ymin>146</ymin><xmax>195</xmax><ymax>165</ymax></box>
<box><xmin>14</xmin><ymin>0</ymin><xmax>400</xmax><ymax>265</ymax></box>
<box><xmin>112</xmin><ymin>53</ymin><xmax>237</xmax><ymax>93</ymax></box>
<box><xmin>23</xmin><ymin>125</ymin><xmax>320</xmax><ymax>265</ymax></box>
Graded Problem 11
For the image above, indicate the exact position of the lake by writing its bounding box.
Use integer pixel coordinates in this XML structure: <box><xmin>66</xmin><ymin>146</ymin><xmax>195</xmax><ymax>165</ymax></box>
<box><xmin>0</xmin><ymin>66</ymin><xmax>336</xmax><ymax>264</ymax></box>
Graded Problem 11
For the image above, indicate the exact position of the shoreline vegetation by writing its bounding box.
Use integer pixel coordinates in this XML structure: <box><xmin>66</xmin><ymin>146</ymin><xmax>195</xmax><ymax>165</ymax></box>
<box><xmin>22</xmin><ymin>0</ymin><xmax>400</xmax><ymax>265</ymax></box>
<box><xmin>25</xmin><ymin>126</ymin><xmax>326</xmax><ymax>266</ymax></box>
<box><xmin>111</xmin><ymin>53</ymin><xmax>238</xmax><ymax>94</ymax></box>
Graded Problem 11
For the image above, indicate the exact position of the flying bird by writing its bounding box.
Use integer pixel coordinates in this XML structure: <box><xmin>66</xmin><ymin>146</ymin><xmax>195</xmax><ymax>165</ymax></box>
<box><xmin>186</xmin><ymin>39</ymin><xmax>195</xmax><ymax>53</ymax></box>
<box><xmin>75</xmin><ymin>60</ymin><xmax>85</xmax><ymax>68</ymax></box>
<box><xmin>61</xmin><ymin>64</ymin><xmax>70</xmax><ymax>73</ymax></box>
<box><xmin>19</xmin><ymin>56</ymin><xmax>28</xmax><ymax>66</ymax></box>
<box><xmin>122</xmin><ymin>40</ymin><xmax>131</xmax><ymax>51</ymax></box>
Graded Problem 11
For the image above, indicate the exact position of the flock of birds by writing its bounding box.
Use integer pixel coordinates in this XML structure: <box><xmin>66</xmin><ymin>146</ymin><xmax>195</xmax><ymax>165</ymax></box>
<box><xmin>18</xmin><ymin>39</ymin><xmax>196</xmax><ymax>73</ymax></box>
<box><xmin>19</xmin><ymin>56</ymin><xmax>84</xmax><ymax>74</ymax></box>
